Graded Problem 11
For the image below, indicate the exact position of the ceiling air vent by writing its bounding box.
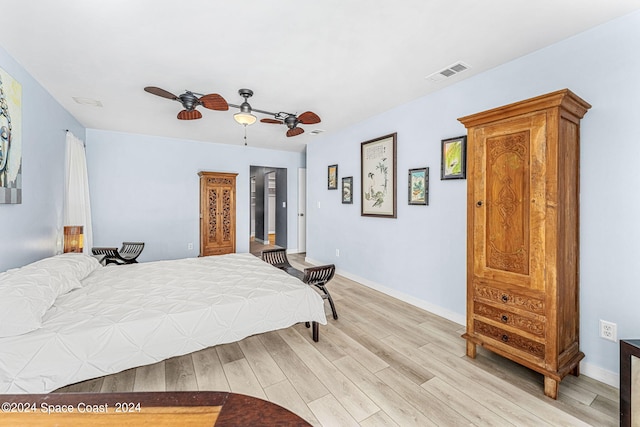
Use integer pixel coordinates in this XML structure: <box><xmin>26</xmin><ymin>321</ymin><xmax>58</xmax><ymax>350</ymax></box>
<box><xmin>426</xmin><ymin>61</ymin><xmax>471</xmax><ymax>82</ymax></box>
<box><xmin>73</xmin><ymin>96</ymin><xmax>103</xmax><ymax>107</ymax></box>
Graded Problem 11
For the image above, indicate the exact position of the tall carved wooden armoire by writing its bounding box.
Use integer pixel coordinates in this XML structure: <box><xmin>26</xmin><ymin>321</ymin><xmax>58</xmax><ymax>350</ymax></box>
<box><xmin>199</xmin><ymin>172</ymin><xmax>237</xmax><ymax>256</ymax></box>
<box><xmin>458</xmin><ymin>90</ymin><xmax>591</xmax><ymax>399</ymax></box>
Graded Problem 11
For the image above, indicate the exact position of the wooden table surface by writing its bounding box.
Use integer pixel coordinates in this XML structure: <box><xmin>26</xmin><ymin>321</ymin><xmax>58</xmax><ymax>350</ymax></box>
<box><xmin>0</xmin><ymin>391</ymin><xmax>311</xmax><ymax>426</ymax></box>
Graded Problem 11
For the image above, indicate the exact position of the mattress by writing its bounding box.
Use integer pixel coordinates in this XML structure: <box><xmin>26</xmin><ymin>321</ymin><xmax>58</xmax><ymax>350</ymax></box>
<box><xmin>0</xmin><ymin>253</ymin><xmax>327</xmax><ymax>393</ymax></box>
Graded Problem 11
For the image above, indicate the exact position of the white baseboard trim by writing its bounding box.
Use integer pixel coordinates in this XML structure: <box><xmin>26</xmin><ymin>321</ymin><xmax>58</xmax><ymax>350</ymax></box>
<box><xmin>305</xmin><ymin>256</ymin><xmax>619</xmax><ymax>388</ymax></box>
<box><xmin>305</xmin><ymin>257</ymin><xmax>465</xmax><ymax>326</ymax></box>
<box><xmin>580</xmin><ymin>361</ymin><xmax>619</xmax><ymax>388</ymax></box>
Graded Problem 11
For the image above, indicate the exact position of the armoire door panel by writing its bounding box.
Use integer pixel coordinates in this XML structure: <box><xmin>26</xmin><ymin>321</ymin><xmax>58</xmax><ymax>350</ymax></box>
<box><xmin>472</xmin><ymin>113</ymin><xmax>547</xmax><ymax>292</ymax></box>
<box><xmin>485</xmin><ymin>130</ymin><xmax>531</xmax><ymax>276</ymax></box>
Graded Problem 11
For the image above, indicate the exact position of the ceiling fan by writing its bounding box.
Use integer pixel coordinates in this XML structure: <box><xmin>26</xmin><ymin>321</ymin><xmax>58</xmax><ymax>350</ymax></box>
<box><xmin>144</xmin><ymin>86</ymin><xmax>321</xmax><ymax>137</ymax></box>
<box><xmin>260</xmin><ymin>111</ymin><xmax>321</xmax><ymax>137</ymax></box>
<box><xmin>227</xmin><ymin>89</ymin><xmax>321</xmax><ymax>138</ymax></box>
<box><xmin>143</xmin><ymin>86</ymin><xmax>228</xmax><ymax>120</ymax></box>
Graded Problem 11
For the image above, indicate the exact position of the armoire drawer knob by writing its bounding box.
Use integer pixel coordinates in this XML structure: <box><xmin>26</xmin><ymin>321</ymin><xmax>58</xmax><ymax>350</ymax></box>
<box><xmin>501</xmin><ymin>334</ymin><xmax>509</xmax><ymax>342</ymax></box>
<box><xmin>501</xmin><ymin>315</ymin><xmax>508</xmax><ymax>323</ymax></box>
<box><xmin>501</xmin><ymin>294</ymin><xmax>509</xmax><ymax>303</ymax></box>
<box><xmin>476</xmin><ymin>200</ymin><xmax>483</xmax><ymax>207</ymax></box>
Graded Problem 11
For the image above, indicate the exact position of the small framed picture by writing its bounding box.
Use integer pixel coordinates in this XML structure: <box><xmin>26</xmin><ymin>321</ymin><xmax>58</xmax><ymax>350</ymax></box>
<box><xmin>328</xmin><ymin>164</ymin><xmax>338</xmax><ymax>189</ymax></box>
<box><xmin>408</xmin><ymin>167</ymin><xmax>429</xmax><ymax>205</ymax></box>
<box><xmin>342</xmin><ymin>176</ymin><xmax>353</xmax><ymax>204</ymax></box>
<box><xmin>441</xmin><ymin>136</ymin><xmax>467</xmax><ymax>180</ymax></box>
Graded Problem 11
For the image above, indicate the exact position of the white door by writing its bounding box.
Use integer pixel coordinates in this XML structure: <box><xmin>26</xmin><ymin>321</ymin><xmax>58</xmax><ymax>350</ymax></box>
<box><xmin>297</xmin><ymin>168</ymin><xmax>306</xmax><ymax>252</ymax></box>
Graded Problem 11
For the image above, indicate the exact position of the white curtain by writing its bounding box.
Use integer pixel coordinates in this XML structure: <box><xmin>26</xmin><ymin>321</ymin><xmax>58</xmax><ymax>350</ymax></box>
<box><xmin>64</xmin><ymin>131</ymin><xmax>93</xmax><ymax>254</ymax></box>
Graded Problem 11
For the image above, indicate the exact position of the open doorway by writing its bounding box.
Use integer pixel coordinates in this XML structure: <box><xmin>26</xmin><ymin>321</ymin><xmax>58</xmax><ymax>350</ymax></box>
<box><xmin>249</xmin><ymin>166</ymin><xmax>287</xmax><ymax>255</ymax></box>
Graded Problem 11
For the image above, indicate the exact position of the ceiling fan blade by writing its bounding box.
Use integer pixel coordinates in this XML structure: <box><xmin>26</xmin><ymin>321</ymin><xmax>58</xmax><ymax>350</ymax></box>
<box><xmin>260</xmin><ymin>118</ymin><xmax>284</xmax><ymax>124</ymax></box>
<box><xmin>177</xmin><ymin>109</ymin><xmax>202</xmax><ymax>120</ymax></box>
<box><xmin>297</xmin><ymin>111</ymin><xmax>321</xmax><ymax>125</ymax></box>
<box><xmin>199</xmin><ymin>93</ymin><xmax>229</xmax><ymax>111</ymax></box>
<box><xmin>144</xmin><ymin>86</ymin><xmax>178</xmax><ymax>100</ymax></box>
<box><xmin>286</xmin><ymin>127</ymin><xmax>305</xmax><ymax>137</ymax></box>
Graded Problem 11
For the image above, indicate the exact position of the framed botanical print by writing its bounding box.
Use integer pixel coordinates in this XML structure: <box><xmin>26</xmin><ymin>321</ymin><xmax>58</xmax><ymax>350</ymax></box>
<box><xmin>441</xmin><ymin>135</ymin><xmax>467</xmax><ymax>180</ymax></box>
<box><xmin>408</xmin><ymin>167</ymin><xmax>428</xmax><ymax>205</ymax></box>
<box><xmin>328</xmin><ymin>164</ymin><xmax>338</xmax><ymax>189</ymax></box>
<box><xmin>342</xmin><ymin>176</ymin><xmax>353</xmax><ymax>204</ymax></box>
<box><xmin>361</xmin><ymin>133</ymin><xmax>397</xmax><ymax>218</ymax></box>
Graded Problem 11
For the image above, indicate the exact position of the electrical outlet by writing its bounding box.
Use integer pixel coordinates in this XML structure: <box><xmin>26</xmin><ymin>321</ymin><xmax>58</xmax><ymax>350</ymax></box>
<box><xmin>335</xmin><ymin>249</ymin><xmax>340</xmax><ymax>257</ymax></box>
<box><xmin>188</xmin><ymin>242</ymin><xmax>193</xmax><ymax>250</ymax></box>
<box><xmin>599</xmin><ymin>320</ymin><xmax>617</xmax><ymax>342</ymax></box>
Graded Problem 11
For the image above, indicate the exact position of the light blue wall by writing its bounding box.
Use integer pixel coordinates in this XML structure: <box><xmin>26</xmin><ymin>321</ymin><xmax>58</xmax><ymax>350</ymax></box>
<box><xmin>86</xmin><ymin>129</ymin><xmax>304</xmax><ymax>262</ymax></box>
<box><xmin>0</xmin><ymin>46</ymin><xmax>84</xmax><ymax>272</ymax></box>
<box><xmin>306</xmin><ymin>10</ymin><xmax>640</xmax><ymax>382</ymax></box>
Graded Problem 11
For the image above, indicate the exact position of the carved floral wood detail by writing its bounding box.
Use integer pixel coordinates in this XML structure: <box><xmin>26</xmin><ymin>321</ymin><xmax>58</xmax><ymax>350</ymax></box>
<box><xmin>222</xmin><ymin>189</ymin><xmax>231</xmax><ymax>242</ymax></box>
<box><xmin>475</xmin><ymin>303</ymin><xmax>545</xmax><ymax>336</ymax></box>
<box><xmin>474</xmin><ymin>284</ymin><xmax>544</xmax><ymax>315</ymax></box>
<box><xmin>208</xmin><ymin>188</ymin><xmax>218</xmax><ymax>241</ymax></box>
<box><xmin>486</xmin><ymin>132</ymin><xmax>530</xmax><ymax>275</ymax></box>
<box><xmin>208</xmin><ymin>177</ymin><xmax>234</xmax><ymax>186</ymax></box>
<box><xmin>474</xmin><ymin>320</ymin><xmax>545</xmax><ymax>359</ymax></box>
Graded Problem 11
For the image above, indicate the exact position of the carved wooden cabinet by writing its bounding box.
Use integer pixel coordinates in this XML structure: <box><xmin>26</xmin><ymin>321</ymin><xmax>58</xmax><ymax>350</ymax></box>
<box><xmin>199</xmin><ymin>172</ymin><xmax>237</xmax><ymax>256</ymax></box>
<box><xmin>458</xmin><ymin>90</ymin><xmax>591</xmax><ymax>399</ymax></box>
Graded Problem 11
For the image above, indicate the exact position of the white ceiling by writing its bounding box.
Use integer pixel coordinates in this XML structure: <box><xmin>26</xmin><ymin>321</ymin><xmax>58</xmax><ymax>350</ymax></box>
<box><xmin>1</xmin><ymin>1</ymin><xmax>639</xmax><ymax>152</ymax></box>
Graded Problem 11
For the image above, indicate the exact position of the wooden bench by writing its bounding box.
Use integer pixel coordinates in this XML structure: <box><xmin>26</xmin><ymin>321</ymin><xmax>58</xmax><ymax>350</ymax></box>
<box><xmin>261</xmin><ymin>248</ymin><xmax>338</xmax><ymax>320</ymax></box>
<box><xmin>92</xmin><ymin>242</ymin><xmax>145</xmax><ymax>265</ymax></box>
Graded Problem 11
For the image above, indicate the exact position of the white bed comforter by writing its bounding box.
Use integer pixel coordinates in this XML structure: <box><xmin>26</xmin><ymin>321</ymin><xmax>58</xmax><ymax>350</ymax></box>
<box><xmin>0</xmin><ymin>253</ymin><xmax>327</xmax><ymax>393</ymax></box>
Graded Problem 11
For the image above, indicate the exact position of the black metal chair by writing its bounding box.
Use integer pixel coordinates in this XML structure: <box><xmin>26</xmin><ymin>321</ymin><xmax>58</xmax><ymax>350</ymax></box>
<box><xmin>261</xmin><ymin>248</ymin><xmax>338</xmax><ymax>319</ymax></box>
<box><xmin>92</xmin><ymin>242</ymin><xmax>145</xmax><ymax>265</ymax></box>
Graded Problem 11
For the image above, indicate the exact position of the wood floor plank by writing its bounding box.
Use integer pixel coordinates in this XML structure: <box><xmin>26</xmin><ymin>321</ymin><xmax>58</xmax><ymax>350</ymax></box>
<box><xmin>314</xmin><ymin>321</ymin><xmax>389</xmax><ymax>373</ymax></box>
<box><xmin>259</xmin><ymin>330</ymin><xmax>330</xmax><ymax>403</ymax></box>
<box><xmin>222</xmin><ymin>358</ymin><xmax>267</xmax><ymax>400</ymax></box>
<box><xmin>165</xmin><ymin>354</ymin><xmax>197</xmax><ymax>391</ymax></box>
<box><xmin>278</xmin><ymin>327</ymin><xmax>380</xmax><ymax>422</ymax></box>
<box><xmin>359</xmin><ymin>411</ymin><xmax>400</xmax><ymax>427</ymax></box>
<box><xmin>191</xmin><ymin>346</ymin><xmax>230</xmax><ymax>391</ymax></box>
<box><xmin>215</xmin><ymin>342</ymin><xmax>245</xmax><ymax>364</ymax></box>
<box><xmin>238</xmin><ymin>335</ymin><xmax>286</xmax><ymax>388</ymax></box>
<box><xmin>292</xmin><ymin>322</ymin><xmax>349</xmax><ymax>362</ymax></box>
<box><xmin>467</xmin><ymin>348</ymin><xmax>618</xmax><ymax>426</ymax></box>
<box><xmin>55</xmin><ymin>377</ymin><xmax>104</xmax><ymax>393</ymax></box>
<box><xmin>422</xmin><ymin>377</ymin><xmax>515</xmax><ymax>427</ymax></box>
<box><xmin>387</xmin><ymin>336</ymin><xmax>551</xmax><ymax>426</ymax></box>
<box><xmin>417</xmin><ymin>342</ymin><xmax>588</xmax><ymax>427</ymax></box>
<box><xmin>374</xmin><ymin>366</ymin><xmax>474</xmax><ymax>426</ymax></box>
<box><xmin>563</xmin><ymin>372</ymin><xmax>619</xmax><ymax>402</ymax></box>
<box><xmin>335</xmin><ymin>321</ymin><xmax>435</xmax><ymax>386</ymax></box>
<box><xmin>264</xmin><ymin>379</ymin><xmax>320</xmax><ymax>426</ymax></box>
<box><xmin>334</xmin><ymin>356</ymin><xmax>438</xmax><ymax>427</ymax></box>
<box><xmin>307</xmin><ymin>394</ymin><xmax>360</xmax><ymax>427</ymax></box>
<box><xmin>100</xmin><ymin>367</ymin><xmax>135</xmax><ymax>393</ymax></box>
<box><xmin>133</xmin><ymin>361</ymin><xmax>166</xmax><ymax>392</ymax></box>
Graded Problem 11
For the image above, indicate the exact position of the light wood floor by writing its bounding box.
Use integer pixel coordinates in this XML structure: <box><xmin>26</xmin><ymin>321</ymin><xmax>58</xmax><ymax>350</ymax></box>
<box><xmin>56</xmin><ymin>254</ymin><xmax>618</xmax><ymax>426</ymax></box>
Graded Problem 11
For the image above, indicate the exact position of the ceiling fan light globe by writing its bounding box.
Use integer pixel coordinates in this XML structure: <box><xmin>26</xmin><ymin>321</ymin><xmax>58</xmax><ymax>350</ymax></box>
<box><xmin>234</xmin><ymin>112</ymin><xmax>257</xmax><ymax>126</ymax></box>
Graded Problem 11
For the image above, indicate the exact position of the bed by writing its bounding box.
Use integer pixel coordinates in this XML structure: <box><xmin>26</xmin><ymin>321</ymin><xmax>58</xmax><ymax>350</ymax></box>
<box><xmin>0</xmin><ymin>252</ymin><xmax>327</xmax><ymax>394</ymax></box>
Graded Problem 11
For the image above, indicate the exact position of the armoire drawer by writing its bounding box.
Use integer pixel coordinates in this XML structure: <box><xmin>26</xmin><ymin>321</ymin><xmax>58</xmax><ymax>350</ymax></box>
<box><xmin>473</xmin><ymin>283</ymin><xmax>544</xmax><ymax>316</ymax></box>
<box><xmin>474</xmin><ymin>302</ymin><xmax>545</xmax><ymax>337</ymax></box>
<box><xmin>473</xmin><ymin>320</ymin><xmax>545</xmax><ymax>359</ymax></box>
